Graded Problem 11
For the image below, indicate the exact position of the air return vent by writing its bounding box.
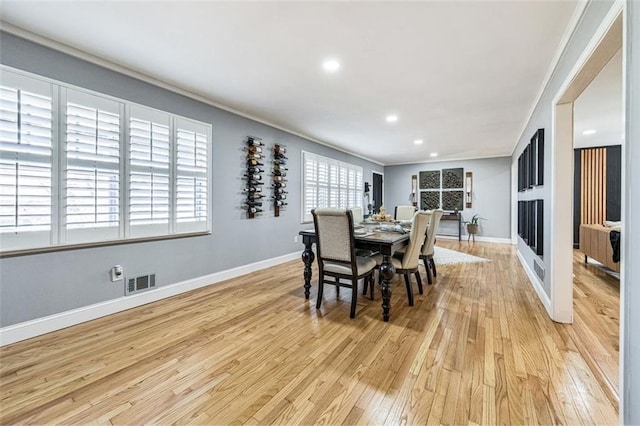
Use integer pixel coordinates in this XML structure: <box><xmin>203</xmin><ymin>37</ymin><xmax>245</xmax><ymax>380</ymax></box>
<box><xmin>533</xmin><ymin>259</ymin><xmax>545</xmax><ymax>281</ymax></box>
<box><xmin>126</xmin><ymin>273</ymin><xmax>156</xmax><ymax>295</ymax></box>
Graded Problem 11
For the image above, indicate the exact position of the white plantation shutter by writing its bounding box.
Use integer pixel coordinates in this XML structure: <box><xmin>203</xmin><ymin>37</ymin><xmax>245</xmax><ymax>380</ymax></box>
<box><xmin>175</xmin><ymin>118</ymin><xmax>209</xmax><ymax>233</ymax></box>
<box><xmin>129</xmin><ymin>106</ymin><xmax>171</xmax><ymax>236</ymax></box>
<box><xmin>302</xmin><ymin>153</ymin><xmax>318</xmax><ymax>222</ymax></box>
<box><xmin>64</xmin><ymin>89</ymin><xmax>121</xmax><ymax>243</ymax></box>
<box><xmin>0</xmin><ymin>72</ymin><xmax>54</xmax><ymax>250</ymax></box>
<box><xmin>0</xmin><ymin>67</ymin><xmax>212</xmax><ymax>252</ymax></box>
<box><xmin>301</xmin><ymin>151</ymin><xmax>363</xmax><ymax>222</ymax></box>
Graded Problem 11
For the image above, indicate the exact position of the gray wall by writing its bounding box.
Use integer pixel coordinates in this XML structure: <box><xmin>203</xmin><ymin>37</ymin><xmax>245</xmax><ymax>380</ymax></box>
<box><xmin>513</xmin><ymin>0</ymin><xmax>617</xmax><ymax>296</ymax></box>
<box><xmin>0</xmin><ymin>32</ymin><xmax>383</xmax><ymax>327</ymax></box>
<box><xmin>624</xmin><ymin>0</ymin><xmax>639</xmax><ymax>421</ymax></box>
<box><xmin>383</xmin><ymin>157</ymin><xmax>511</xmax><ymax>240</ymax></box>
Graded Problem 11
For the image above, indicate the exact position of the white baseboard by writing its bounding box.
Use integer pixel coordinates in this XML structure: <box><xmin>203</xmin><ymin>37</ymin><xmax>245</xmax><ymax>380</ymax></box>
<box><xmin>516</xmin><ymin>250</ymin><xmax>552</xmax><ymax>316</ymax></box>
<box><xmin>0</xmin><ymin>251</ymin><xmax>301</xmax><ymax>347</ymax></box>
<box><xmin>436</xmin><ymin>234</ymin><xmax>513</xmax><ymax>244</ymax></box>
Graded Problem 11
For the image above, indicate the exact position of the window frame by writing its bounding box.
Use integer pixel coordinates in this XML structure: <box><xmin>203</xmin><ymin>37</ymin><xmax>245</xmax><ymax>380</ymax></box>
<box><xmin>0</xmin><ymin>66</ymin><xmax>212</xmax><ymax>256</ymax></box>
<box><xmin>301</xmin><ymin>150</ymin><xmax>363</xmax><ymax>223</ymax></box>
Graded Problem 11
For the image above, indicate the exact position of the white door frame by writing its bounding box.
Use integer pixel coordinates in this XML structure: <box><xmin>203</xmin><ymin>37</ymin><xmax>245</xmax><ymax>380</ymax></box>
<box><xmin>550</xmin><ymin>0</ymin><xmax>625</xmax><ymax>406</ymax></box>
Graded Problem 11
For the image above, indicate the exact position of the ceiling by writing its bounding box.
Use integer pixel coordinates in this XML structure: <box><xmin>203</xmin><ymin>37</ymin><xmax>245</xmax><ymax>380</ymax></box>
<box><xmin>574</xmin><ymin>48</ymin><xmax>623</xmax><ymax>149</ymax></box>
<box><xmin>0</xmin><ymin>1</ymin><xmax>580</xmax><ymax>165</ymax></box>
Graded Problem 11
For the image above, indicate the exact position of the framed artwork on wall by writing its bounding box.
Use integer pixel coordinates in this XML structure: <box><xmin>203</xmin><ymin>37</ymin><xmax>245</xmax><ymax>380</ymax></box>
<box><xmin>442</xmin><ymin>168</ymin><xmax>464</xmax><ymax>189</ymax></box>
<box><xmin>442</xmin><ymin>190</ymin><xmax>464</xmax><ymax>211</ymax></box>
<box><xmin>420</xmin><ymin>191</ymin><xmax>440</xmax><ymax>210</ymax></box>
<box><xmin>419</xmin><ymin>170</ymin><xmax>440</xmax><ymax>189</ymax></box>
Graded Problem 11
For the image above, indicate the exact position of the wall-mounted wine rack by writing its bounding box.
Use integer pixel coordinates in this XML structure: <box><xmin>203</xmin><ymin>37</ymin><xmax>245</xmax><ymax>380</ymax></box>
<box><xmin>272</xmin><ymin>143</ymin><xmax>288</xmax><ymax>217</ymax></box>
<box><xmin>244</xmin><ymin>136</ymin><xmax>265</xmax><ymax>219</ymax></box>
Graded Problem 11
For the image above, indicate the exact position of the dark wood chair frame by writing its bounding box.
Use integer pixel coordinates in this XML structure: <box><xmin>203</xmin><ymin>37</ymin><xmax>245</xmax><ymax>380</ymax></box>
<box><xmin>312</xmin><ymin>209</ymin><xmax>376</xmax><ymax>318</ymax></box>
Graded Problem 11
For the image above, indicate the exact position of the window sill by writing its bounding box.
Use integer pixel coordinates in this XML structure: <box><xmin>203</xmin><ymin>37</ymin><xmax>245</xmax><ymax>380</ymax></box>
<box><xmin>0</xmin><ymin>231</ymin><xmax>211</xmax><ymax>259</ymax></box>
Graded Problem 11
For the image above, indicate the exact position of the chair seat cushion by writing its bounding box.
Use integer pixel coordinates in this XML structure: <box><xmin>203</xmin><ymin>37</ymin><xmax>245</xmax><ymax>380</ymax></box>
<box><xmin>324</xmin><ymin>256</ymin><xmax>377</xmax><ymax>275</ymax></box>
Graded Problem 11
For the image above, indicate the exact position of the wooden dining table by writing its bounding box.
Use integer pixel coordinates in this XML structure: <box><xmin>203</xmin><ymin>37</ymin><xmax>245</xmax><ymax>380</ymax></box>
<box><xmin>298</xmin><ymin>228</ymin><xmax>410</xmax><ymax>322</ymax></box>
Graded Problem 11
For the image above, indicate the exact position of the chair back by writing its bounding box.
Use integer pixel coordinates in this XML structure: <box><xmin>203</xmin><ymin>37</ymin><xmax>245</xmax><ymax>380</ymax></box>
<box><xmin>422</xmin><ymin>209</ymin><xmax>444</xmax><ymax>257</ymax></box>
<box><xmin>401</xmin><ymin>211</ymin><xmax>431</xmax><ymax>269</ymax></box>
<box><xmin>395</xmin><ymin>205</ymin><xmax>417</xmax><ymax>221</ymax></box>
<box><xmin>312</xmin><ymin>208</ymin><xmax>355</xmax><ymax>265</ymax></box>
<box><xmin>350</xmin><ymin>207</ymin><xmax>364</xmax><ymax>224</ymax></box>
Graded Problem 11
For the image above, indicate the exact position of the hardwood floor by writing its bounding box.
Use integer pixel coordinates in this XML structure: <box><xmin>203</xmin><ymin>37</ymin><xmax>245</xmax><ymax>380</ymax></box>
<box><xmin>565</xmin><ymin>249</ymin><xmax>620</xmax><ymax>404</ymax></box>
<box><xmin>0</xmin><ymin>241</ymin><xmax>619</xmax><ymax>425</ymax></box>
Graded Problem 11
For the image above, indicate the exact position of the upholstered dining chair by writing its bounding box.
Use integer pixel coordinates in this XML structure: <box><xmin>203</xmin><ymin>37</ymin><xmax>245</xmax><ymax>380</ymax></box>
<box><xmin>365</xmin><ymin>210</ymin><xmax>430</xmax><ymax>306</ymax></box>
<box><xmin>350</xmin><ymin>207</ymin><xmax>364</xmax><ymax>224</ymax></box>
<box><xmin>312</xmin><ymin>208</ymin><xmax>377</xmax><ymax>318</ymax></box>
<box><xmin>420</xmin><ymin>209</ymin><xmax>444</xmax><ymax>285</ymax></box>
<box><xmin>395</xmin><ymin>205</ymin><xmax>417</xmax><ymax>221</ymax></box>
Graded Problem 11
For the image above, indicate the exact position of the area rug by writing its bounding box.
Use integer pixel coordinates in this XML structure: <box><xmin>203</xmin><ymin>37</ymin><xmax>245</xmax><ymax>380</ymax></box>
<box><xmin>432</xmin><ymin>246</ymin><xmax>491</xmax><ymax>265</ymax></box>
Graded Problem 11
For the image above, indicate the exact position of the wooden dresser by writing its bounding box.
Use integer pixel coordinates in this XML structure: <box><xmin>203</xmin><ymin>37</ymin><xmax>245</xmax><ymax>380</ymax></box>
<box><xmin>579</xmin><ymin>224</ymin><xmax>620</xmax><ymax>272</ymax></box>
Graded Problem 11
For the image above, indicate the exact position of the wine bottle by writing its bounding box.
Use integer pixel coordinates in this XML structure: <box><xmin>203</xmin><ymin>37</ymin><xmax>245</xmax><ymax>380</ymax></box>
<box><xmin>247</xmin><ymin>153</ymin><xmax>263</xmax><ymax>160</ymax></box>
<box><xmin>275</xmin><ymin>200</ymin><xmax>288</xmax><ymax>206</ymax></box>
<box><xmin>244</xmin><ymin>173</ymin><xmax>262</xmax><ymax>180</ymax></box>
<box><xmin>247</xmin><ymin>166</ymin><xmax>264</xmax><ymax>174</ymax></box>
<box><xmin>275</xmin><ymin>194</ymin><xmax>287</xmax><ymax>200</ymax></box>
<box><xmin>273</xmin><ymin>165</ymin><xmax>288</xmax><ymax>171</ymax></box>
<box><xmin>246</xmin><ymin>180</ymin><xmax>264</xmax><ymax>186</ymax></box>
<box><xmin>273</xmin><ymin>170</ymin><xmax>287</xmax><ymax>177</ymax></box>
<box><xmin>247</xmin><ymin>137</ymin><xmax>264</xmax><ymax>147</ymax></box>
<box><xmin>243</xmin><ymin>186</ymin><xmax>263</xmax><ymax>193</ymax></box>
<box><xmin>274</xmin><ymin>188</ymin><xmax>287</xmax><ymax>194</ymax></box>
<box><xmin>245</xmin><ymin>200</ymin><xmax>263</xmax><ymax>206</ymax></box>
<box><xmin>246</xmin><ymin>146</ymin><xmax>262</xmax><ymax>153</ymax></box>
<box><xmin>247</xmin><ymin>193</ymin><xmax>265</xmax><ymax>200</ymax></box>
<box><xmin>273</xmin><ymin>182</ymin><xmax>287</xmax><ymax>188</ymax></box>
<box><xmin>248</xmin><ymin>207</ymin><xmax>263</xmax><ymax>213</ymax></box>
<box><xmin>274</xmin><ymin>152</ymin><xmax>288</xmax><ymax>160</ymax></box>
<box><xmin>274</xmin><ymin>144</ymin><xmax>287</xmax><ymax>154</ymax></box>
<box><xmin>247</xmin><ymin>159</ymin><xmax>264</xmax><ymax>167</ymax></box>
<box><xmin>273</xmin><ymin>159</ymin><xmax>286</xmax><ymax>165</ymax></box>
<box><xmin>273</xmin><ymin>175</ymin><xmax>285</xmax><ymax>182</ymax></box>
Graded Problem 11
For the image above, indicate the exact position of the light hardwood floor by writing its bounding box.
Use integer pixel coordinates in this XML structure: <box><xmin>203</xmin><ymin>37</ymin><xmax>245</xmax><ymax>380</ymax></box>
<box><xmin>0</xmin><ymin>241</ymin><xmax>619</xmax><ymax>425</ymax></box>
<box><xmin>566</xmin><ymin>249</ymin><xmax>620</xmax><ymax>404</ymax></box>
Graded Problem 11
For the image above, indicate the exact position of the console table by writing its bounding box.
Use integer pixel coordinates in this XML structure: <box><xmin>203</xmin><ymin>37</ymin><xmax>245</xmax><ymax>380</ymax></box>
<box><xmin>438</xmin><ymin>212</ymin><xmax>462</xmax><ymax>241</ymax></box>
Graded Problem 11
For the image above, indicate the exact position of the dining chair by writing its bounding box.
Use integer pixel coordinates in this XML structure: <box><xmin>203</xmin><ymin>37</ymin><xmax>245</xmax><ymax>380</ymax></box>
<box><xmin>350</xmin><ymin>207</ymin><xmax>364</xmax><ymax>224</ymax></box>
<box><xmin>395</xmin><ymin>205</ymin><xmax>417</xmax><ymax>221</ymax></box>
<box><xmin>312</xmin><ymin>208</ymin><xmax>377</xmax><ymax>318</ymax></box>
<box><xmin>365</xmin><ymin>210</ymin><xmax>430</xmax><ymax>306</ymax></box>
<box><xmin>420</xmin><ymin>209</ymin><xmax>444</xmax><ymax>285</ymax></box>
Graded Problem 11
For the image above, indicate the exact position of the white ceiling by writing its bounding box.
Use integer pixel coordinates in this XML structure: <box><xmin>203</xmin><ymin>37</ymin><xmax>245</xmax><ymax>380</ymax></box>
<box><xmin>0</xmin><ymin>1</ymin><xmax>580</xmax><ymax>165</ymax></box>
<box><xmin>574</xmin><ymin>48</ymin><xmax>623</xmax><ymax>149</ymax></box>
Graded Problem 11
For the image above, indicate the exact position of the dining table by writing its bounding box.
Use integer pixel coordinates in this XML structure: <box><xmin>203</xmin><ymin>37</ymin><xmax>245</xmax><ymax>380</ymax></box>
<box><xmin>298</xmin><ymin>225</ymin><xmax>410</xmax><ymax>321</ymax></box>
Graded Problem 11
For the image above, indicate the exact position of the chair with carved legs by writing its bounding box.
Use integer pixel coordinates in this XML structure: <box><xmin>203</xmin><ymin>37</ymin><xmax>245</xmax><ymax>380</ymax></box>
<box><xmin>365</xmin><ymin>211</ymin><xmax>430</xmax><ymax>306</ymax></box>
<box><xmin>312</xmin><ymin>208</ymin><xmax>377</xmax><ymax>318</ymax></box>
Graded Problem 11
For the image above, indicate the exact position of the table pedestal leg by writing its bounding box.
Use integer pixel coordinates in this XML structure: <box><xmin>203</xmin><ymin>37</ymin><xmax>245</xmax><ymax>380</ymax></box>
<box><xmin>301</xmin><ymin>241</ymin><xmax>315</xmax><ymax>299</ymax></box>
<box><xmin>378</xmin><ymin>254</ymin><xmax>395</xmax><ymax>322</ymax></box>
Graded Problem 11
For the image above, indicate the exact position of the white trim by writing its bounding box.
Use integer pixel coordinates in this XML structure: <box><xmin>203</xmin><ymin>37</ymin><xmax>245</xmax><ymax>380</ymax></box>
<box><xmin>548</xmin><ymin>0</ymin><xmax>624</xmax><ymax>325</ymax></box>
<box><xmin>436</xmin><ymin>234</ymin><xmax>513</xmax><ymax>244</ymax></box>
<box><xmin>0</xmin><ymin>23</ymin><xmax>384</xmax><ymax>167</ymax></box>
<box><xmin>385</xmin><ymin>154</ymin><xmax>511</xmax><ymax>167</ymax></box>
<box><xmin>0</xmin><ymin>251</ymin><xmax>300</xmax><ymax>346</ymax></box>
<box><xmin>516</xmin><ymin>250</ymin><xmax>552</xmax><ymax>316</ymax></box>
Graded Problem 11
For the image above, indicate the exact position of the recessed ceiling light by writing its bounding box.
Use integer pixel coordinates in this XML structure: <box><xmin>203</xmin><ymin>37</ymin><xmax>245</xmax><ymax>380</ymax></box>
<box><xmin>322</xmin><ymin>59</ymin><xmax>340</xmax><ymax>73</ymax></box>
<box><xmin>386</xmin><ymin>114</ymin><xmax>398</xmax><ymax>123</ymax></box>
<box><xmin>414</xmin><ymin>139</ymin><xmax>423</xmax><ymax>145</ymax></box>
<box><xmin>582</xmin><ymin>129</ymin><xmax>597</xmax><ymax>135</ymax></box>
<box><xmin>430</xmin><ymin>152</ymin><xmax>438</xmax><ymax>157</ymax></box>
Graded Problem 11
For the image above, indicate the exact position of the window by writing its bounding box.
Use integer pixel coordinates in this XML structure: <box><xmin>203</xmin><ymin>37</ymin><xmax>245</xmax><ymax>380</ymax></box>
<box><xmin>302</xmin><ymin>151</ymin><xmax>363</xmax><ymax>222</ymax></box>
<box><xmin>0</xmin><ymin>68</ymin><xmax>212</xmax><ymax>252</ymax></box>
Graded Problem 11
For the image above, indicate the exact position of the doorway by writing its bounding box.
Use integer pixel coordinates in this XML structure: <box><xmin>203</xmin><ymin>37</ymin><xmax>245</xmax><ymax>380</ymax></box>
<box><xmin>552</xmin><ymin>8</ymin><xmax>623</xmax><ymax>405</ymax></box>
<box><xmin>372</xmin><ymin>172</ymin><xmax>383</xmax><ymax>214</ymax></box>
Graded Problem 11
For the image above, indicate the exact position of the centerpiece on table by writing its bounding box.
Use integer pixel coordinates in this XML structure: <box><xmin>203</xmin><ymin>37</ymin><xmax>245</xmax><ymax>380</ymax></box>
<box><xmin>371</xmin><ymin>205</ymin><xmax>393</xmax><ymax>222</ymax></box>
